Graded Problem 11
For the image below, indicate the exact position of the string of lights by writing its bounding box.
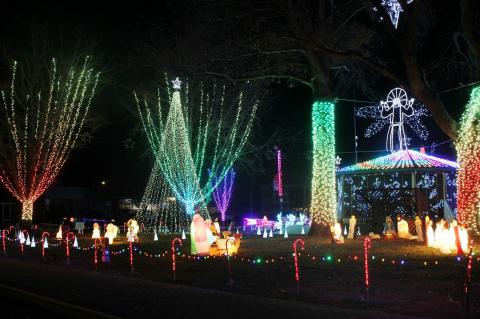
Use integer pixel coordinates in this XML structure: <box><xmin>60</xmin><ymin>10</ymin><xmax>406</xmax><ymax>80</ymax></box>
<box><xmin>0</xmin><ymin>57</ymin><xmax>100</xmax><ymax>220</ymax></box>
<box><xmin>136</xmin><ymin>78</ymin><xmax>257</xmax><ymax>218</ymax></box>
<box><xmin>311</xmin><ymin>100</ymin><xmax>337</xmax><ymax>226</ymax></box>
<box><xmin>456</xmin><ymin>87</ymin><xmax>480</xmax><ymax>233</ymax></box>
<box><xmin>212</xmin><ymin>168</ymin><xmax>236</xmax><ymax>222</ymax></box>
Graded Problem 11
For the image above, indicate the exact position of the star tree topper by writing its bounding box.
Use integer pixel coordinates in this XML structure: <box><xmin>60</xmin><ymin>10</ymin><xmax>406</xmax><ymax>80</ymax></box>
<box><xmin>172</xmin><ymin>77</ymin><xmax>182</xmax><ymax>90</ymax></box>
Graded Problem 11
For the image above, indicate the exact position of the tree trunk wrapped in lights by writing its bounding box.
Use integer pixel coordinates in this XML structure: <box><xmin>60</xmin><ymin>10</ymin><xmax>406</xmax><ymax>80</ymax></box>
<box><xmin>457</xmin><ymin>86</ymin><xmax>480</xmax><ymax>234</ymax></box>
<box><xmin>136</xmin><ymin>78</ymin><xmax>257</xmax><ymax>220</ymax></box>
<box><xmin>0</xmin><ymin>57</ymin><xmax>99</xmax><ymax>221</ymax></box>
<box><xmin>310</xmin><ymin>100</ymin><xmax>337</xmax><ymax>227</ymax></box>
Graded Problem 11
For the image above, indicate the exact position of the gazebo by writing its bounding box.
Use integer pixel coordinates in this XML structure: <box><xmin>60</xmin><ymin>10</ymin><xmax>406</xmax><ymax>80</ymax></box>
<box><xmin>336</xmin><ymin>148</ymin><xmax>458</xmax><ymax>233</ymax></box>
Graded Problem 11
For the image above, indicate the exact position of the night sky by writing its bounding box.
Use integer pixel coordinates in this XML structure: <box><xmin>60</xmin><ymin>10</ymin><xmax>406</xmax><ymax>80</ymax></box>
<box><xmin>0</xmin><ymin>1</ymin><xmax>470</xmax><ymax>218</ymax></box>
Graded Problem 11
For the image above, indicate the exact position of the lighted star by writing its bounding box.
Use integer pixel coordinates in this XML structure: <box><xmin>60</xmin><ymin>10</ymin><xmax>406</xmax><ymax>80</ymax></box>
<box><xmin>375</xmin><ymin>0</ymin><xmax>414</xmax><ymax>29</ymax></box>
<box><xmin>172</xmin><ymin>77</ymin><xmax>182</xmax><ymax>90</ymax></box>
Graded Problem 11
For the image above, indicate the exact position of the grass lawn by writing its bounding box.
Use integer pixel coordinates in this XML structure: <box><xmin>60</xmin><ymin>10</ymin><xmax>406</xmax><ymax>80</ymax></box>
<box><xmin>3</xmin><ymin>231</ymin><xmax>480</xmax><ymax>318</ymax></box>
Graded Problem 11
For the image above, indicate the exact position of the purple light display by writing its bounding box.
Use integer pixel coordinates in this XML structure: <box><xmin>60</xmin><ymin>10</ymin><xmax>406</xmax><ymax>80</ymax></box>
<box><xmin>212</xmin><ymin>168</ymin><xmax>236</xmax><ymax>222</ymax></box>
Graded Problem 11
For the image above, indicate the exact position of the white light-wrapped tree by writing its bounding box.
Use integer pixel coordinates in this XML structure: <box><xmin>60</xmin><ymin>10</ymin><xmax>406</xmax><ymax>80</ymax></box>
<box><xmin>0</xmin><ymin>57</ymin><xmax>100</xmax><ymax>221</ymax></box>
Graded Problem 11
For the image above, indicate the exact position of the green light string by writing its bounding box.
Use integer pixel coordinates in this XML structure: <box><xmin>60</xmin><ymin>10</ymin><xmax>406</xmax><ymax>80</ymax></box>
<box><xmin>137</xmin><ymin>80</ymin><xmax>257</xmax><ymax>217</ymax></box>
<box><xmin>311</xmin><ymin>100</ymin><xmax>337</xmax><ymax>226</ymax></box>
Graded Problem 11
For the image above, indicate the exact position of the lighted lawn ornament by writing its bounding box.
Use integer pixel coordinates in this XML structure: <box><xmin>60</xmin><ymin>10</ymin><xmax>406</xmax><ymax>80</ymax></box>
<box><xmin>205</xmin><ymin>220</ymin><xmax>216</xmax><ymax>245</ymax></box>
<box><xmin>190</xmin><ymin>213</ymin><xmax>210</xmax><ymax>255</ymax></box>
<box><xmin>41</xmin><ymin>232</ymin><xmax>49</xmax><ymax>260</ymax></box>
<box><xmin>213</xmin><ymin>218</ymin><xmax>221</xmax><ymax>236</ymax></box>
<box><xmin>262</xmin><ymin>228</ymin><xmax>268</xmax><ymax>239</ymax></box>
<box><xmin>126</xmin><ymin>219</ymin><xmax>139</xmax><ymax>242</ymax></box>
<box><xmin>284</xmin><ymin>227</ymin><xmax>288</xmax><ymax>238</ymax></box>
<box><xmin>181</xmin><ymin>230</ymin><xmax>186</xmax><ymax>240</ymax></box>
<box><xmin>92</xmin><ymin>223</ymin><xmax>101</xmax><ymax>239</ymax></box>
<box><xmin>2</xmin><ymin>229</ymin><xmax>9</xmax><ymax>255</ymax></box>
<box><xmin>19</xmin><ymin>230</ymin><xmax>29</xmax><ymax>256</ymax></box>
<box><xmin>364</xmin><ymin>237</ymin><xmax>372</xmax><ymax>303</ymax></box>
<box><xmin>30</xmin><ymin>235</ymin><xmax>35</xmax><ymax>248</ymax></box>
<box><xmin>256</xmin><ymin>227</ymin><xmax>261</xmax><ymax>236</ymax></box>
<box><xmin>348</xmin><ymin>215</ymin><xmax>356</xmax><ymax>239</ymax></box>
<box><xmin>414</xmin><ymin>216</ymin><xmax>424</xmax><ymax>242</ymax></box>
<box><xmin>293</xmin><ymin>238</ymin><xmax>305</xmax><ymax>293</ymax></box>
<box><xmin>277</xmin><ymin>213</ymin><xmax>283</xmax><ymax>235</ymax></box>
<box><xmin>343</xmin><ymin>225</ymin><xmax>347</xmax><ymax>236</ymax></box>
<box><xmin>332</xmin><ymin>222</ymin><xmax>344</xmax><ymax>244</ymax></box>
<box><xmin>153</xmin><ymin>229</ymin><xmax>158</xmax><ymax>241</ymax></box>
<box><xmin>269</xmin><ymin>228</ymin><xmax>273</xmax><ymax>238</ymax></box>
<box><xmin>425</xmin><ymin>216</ymin><xmax>435</xmax><ymax>247</ymax></box>
<box><xmin>384</xmin><ymin>216</ymin><xmax>395</xmax><ymax>240</ymax></box>
<box><xmin>65</xmin><ymin>232</ymin><xmax>75</xmax><ymax>264</ymax></box>
<box><xmin>26</xmin><ymin>235</ymin><xmax>31</xmax><ymax>246</ymax></box>
<box><xmin>459</xmin><ymin>224</ymin><xmax>469</xmax><ymax>254</ymax></box>
<box><xmin>73</xmin><ymin>236</ymin><xmax>78</xmax><ymax>248</ymax></box>
<box><xmin>105</xmin><ymin>223</ymin><xmax>119</xmax><ymax>245</ymax></box>
<box><xmin>450</xmin><ymin>220</ymin><xmax>463</xmax><ymax>255</ymax></box>
<box><xmin>56</xmin><ymin>225</ymin><xmax>63</xmax><ymax>240</ymax></box>
<box><xmin>171</xmin><ymin>237</ymin><xmax>182</xmax><ymax>282</ymax></box>
<box><xmin>439</xmin><ymin>221</ymin><xmax>452</xmax><ymax>254</ymax></box>
<box><xmin>434</xmin><ymin>219</ymin><xmax>444</xmax><ymax>249</ymax></box>
<box><xmin>397</xmin><ymin>215</ymin><xmax>416</xmax><ymax>240</ymax></box>
<box><xmin>74</xmin><ymin>220</ymin><xmax>85</xmax><ymax>235</ymax></box>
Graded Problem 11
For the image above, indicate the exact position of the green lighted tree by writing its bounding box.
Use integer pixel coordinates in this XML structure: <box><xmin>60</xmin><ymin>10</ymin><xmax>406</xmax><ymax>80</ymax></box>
<box><xmin>136</xmin><ymin>78</ymin><xmax>257</xmax><ymax>217</ymax></box>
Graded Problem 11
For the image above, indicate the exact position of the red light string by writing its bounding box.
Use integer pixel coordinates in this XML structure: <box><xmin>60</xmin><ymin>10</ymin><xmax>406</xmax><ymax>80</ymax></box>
<box><xmin>464</xmin><ymin>240</ymin><xmax>474</xmax><ymax>316</ymax></box>
<box><xmin>171</xmin><ymin>237</ymin><xmax>182</xmax><ymax>281</ymax></box>
<box><xmin>293</xmin><ymin>238</ymin><xmax>305</xmax><ymax>293</ymax></box>
<box><xmin>65</xmin><ymin>232</ymin><xmax>75</xmax><ymax>264</ymax></box>
<box><xmin>20</xmin><ymin>229</ymin><xmax>29</xmax><ymax>257</ymax></box>
<box><xmin>364</xmin><ymin>237</ymin><xmax>372</xmax><ymax>301</ymax></box>
<box><xmin>93</xmin><ymin>238</ymin><xmax>101</xmax><ymax>269</ymax></box>
<box><xmin>129</xmin><ymin>240</ymin><xmax>134</xmax><ymax>273</ymax></box>
<box><xmin>41</xmin><ymin>232</ymin><xmax>49</xmax><ymax>259</ymax></box>
<box><xmin>2</xmin><ymin>229</ymin><xmax>9</xmax><ymax>256</ymax></box>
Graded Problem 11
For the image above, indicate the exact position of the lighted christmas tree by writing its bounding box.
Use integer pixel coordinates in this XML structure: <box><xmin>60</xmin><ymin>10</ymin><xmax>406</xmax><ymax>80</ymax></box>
<box><xmin>137</xmin><ymin>78</ymin><xmax>257</xmax><ymax>218</ymax></box>
<box><xmin>137</xmin><ymin>160</ymin><xmax>207</xmax><ymax>232</ymax></box>
<box><xmin>457</xmin><ymin>86</ymin><xmax>480</xmax><ymax>234</ymax></box>
<box><xmin>0</xmin><ymin>57</ymin><xmax>99</xmax><ymax>221</ymax></box>
<box><xmin>310</xmin><ymin>100</ymin><xmax>336</xmax><ymax>227</ymax></box>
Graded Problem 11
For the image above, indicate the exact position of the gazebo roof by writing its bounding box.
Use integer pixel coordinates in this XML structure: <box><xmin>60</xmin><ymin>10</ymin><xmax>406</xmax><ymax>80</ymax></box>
<box><xmin>337</xmin><ymin>149</ymin><xmax>458</xmax><ymax>175</ymax></box>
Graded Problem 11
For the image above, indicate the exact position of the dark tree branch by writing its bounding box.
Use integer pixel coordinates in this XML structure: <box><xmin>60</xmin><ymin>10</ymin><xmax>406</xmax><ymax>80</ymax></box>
<box><xmin>204</xmin><ymin>70</ymin><xmax>313</xmax><ymax>89</ymax></box>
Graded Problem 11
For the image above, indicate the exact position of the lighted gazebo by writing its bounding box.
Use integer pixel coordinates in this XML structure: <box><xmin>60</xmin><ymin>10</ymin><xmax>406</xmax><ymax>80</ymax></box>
<box><xmin>336</xmin><ymin>148</ymin><xmax>458</xmax><ymax>233</ymax></box>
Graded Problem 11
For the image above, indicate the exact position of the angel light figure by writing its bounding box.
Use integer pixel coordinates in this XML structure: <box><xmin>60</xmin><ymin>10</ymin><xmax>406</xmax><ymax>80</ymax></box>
<box><xmin>380</xmin><ymin>88</ymin><xmax>414</xmax><ymax>152</ymax></box>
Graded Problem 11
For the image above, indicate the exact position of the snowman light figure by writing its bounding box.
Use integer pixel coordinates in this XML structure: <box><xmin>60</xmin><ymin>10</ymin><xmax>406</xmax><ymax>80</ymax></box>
<box><xmin>380</xmin><ymin>88</ymin><xmax>414</xmax><ymax>153</ymax></box>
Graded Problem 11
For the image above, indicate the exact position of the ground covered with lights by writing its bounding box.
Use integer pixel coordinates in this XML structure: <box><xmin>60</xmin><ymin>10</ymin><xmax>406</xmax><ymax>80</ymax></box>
<box><xmin>1</xmin><ymin>233</ymin><xmax>479</xmax><ymax>318</ymax></box>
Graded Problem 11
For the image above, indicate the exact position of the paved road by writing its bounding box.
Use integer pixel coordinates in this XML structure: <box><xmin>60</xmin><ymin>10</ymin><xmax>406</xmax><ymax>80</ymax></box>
<box><xmin>0</xmin><ymin>258</ymin><xmax>421</xmax><ymax>319</ymax></box>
